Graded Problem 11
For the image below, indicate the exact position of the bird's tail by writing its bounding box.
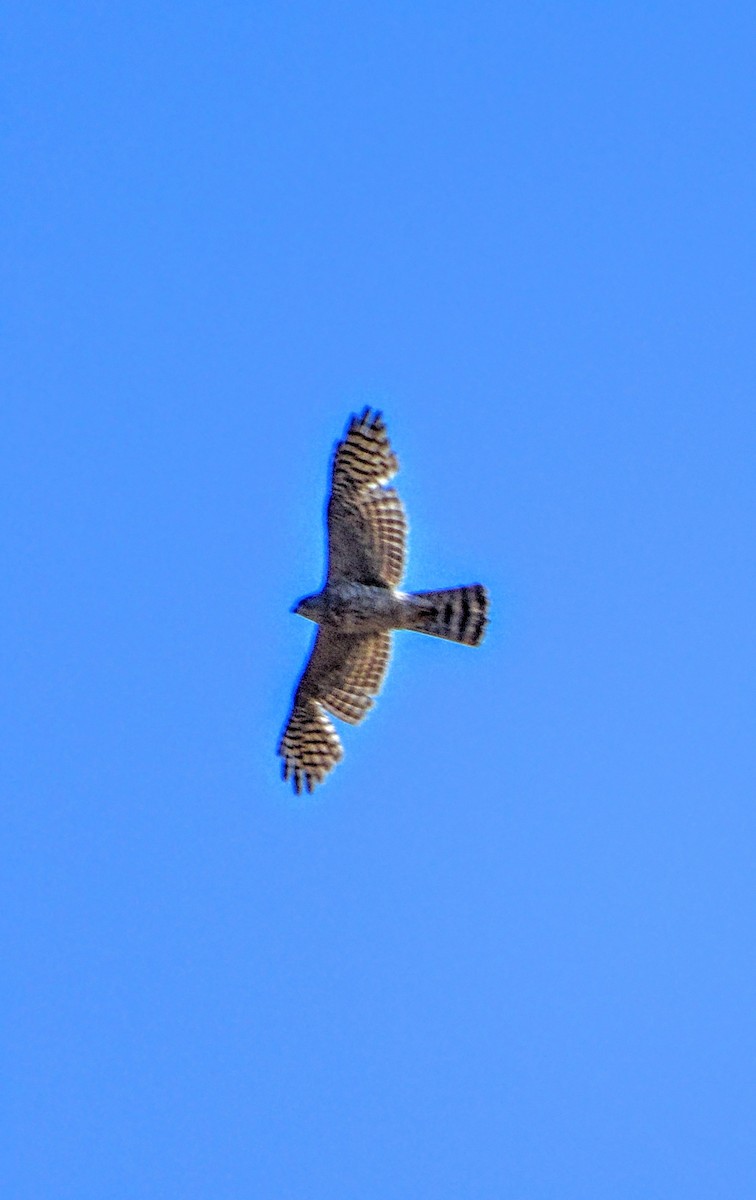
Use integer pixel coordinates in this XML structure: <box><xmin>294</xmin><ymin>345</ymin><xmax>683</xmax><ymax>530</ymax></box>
<box><xmin>405</xmin><ymin>585</ymin><xmax>489</xmax><ymax>647</ymax></box>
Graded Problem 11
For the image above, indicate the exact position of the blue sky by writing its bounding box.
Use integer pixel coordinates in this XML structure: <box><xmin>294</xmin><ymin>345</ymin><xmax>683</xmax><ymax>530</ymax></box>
<box><xmin>4</xmin><ymin>3</ymin><xmax>755</xmax><ymax>1197</ymax></box>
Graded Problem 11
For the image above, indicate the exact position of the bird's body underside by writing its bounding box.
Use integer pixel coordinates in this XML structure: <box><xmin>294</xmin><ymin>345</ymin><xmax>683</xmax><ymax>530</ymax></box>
<box><xmin>278</xmin><ymin>409</ymin><xmax>489</xmax><ymax>794</ymax></box>
<box><xmin>296</xmin><ymin>581</ymin><xmax>488</xmax><ymax>643</ymax></box>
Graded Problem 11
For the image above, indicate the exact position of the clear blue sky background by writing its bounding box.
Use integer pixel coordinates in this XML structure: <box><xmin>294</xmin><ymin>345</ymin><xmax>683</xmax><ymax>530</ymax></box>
<box><xmin>4</xmin><ymin>4</ymin><xmax>755</xmax><ymax>1197</ymax></box>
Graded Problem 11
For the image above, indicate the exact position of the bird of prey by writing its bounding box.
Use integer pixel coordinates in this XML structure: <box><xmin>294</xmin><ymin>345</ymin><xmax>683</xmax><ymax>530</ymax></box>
<box><xmin>278</xmin><ymin>408</ymin><xmax>489</xmax><ymax>793</ymax></box>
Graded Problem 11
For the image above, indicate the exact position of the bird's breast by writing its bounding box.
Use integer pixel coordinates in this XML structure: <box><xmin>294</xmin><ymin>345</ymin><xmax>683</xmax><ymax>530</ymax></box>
<box><xmin>323</xmin><ymin>583</ymin><xmax>402</xmax><ymax>633</ymax></box>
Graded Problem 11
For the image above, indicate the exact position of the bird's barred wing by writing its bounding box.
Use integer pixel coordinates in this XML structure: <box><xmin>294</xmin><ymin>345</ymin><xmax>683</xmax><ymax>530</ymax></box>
<box><xmin>318</xmin><ymin>630</ymin><xmax>391</xmax><ymax>724</ymax></box>
<box><xmin>278</xmin><ymin>628</ymin><xmax>392</xmax><ymax>794</ymax></box>
<box><xmin>277</xmin><ymin>698</ymin><xmax>343</xmax><ymax>796</ymax></box>
<box><xmin>326</xmin><ymin>408</ymin><xmax>407</xmax><ymax>587</ymax></box>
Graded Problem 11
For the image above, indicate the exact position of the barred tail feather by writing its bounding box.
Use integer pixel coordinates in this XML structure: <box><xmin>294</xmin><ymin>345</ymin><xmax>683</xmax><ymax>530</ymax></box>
<box><xmin>407</xmin><ymin>585</ymin><xmax>489</xmax><ymax>647</ymax></box>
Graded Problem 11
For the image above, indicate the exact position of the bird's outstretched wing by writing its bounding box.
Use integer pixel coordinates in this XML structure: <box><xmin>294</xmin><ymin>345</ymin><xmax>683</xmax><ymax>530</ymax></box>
<box><xmin>326</xmin><ymin>408</ymin><xmax>407</xmax><ymax>587</ymax></box>
<box><xmin>278</xmin><ymin>627</ymin><xmax>392</xmax><ymax>793</ymax></box>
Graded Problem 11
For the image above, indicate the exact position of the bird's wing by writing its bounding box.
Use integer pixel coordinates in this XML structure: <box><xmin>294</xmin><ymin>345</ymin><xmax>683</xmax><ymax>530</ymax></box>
<box><xmin>326</xmin><ymin>408</ymin><xmax>407</xmax><ymax>587</ymax></box>
<box><xmin>278</xmin><ymin>627</ymin><xmax>392</xmax><ymax>793</ymax></box>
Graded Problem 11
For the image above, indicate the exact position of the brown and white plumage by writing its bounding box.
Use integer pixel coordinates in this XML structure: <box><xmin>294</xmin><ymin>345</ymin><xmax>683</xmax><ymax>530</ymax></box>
<box><xmin>278</xmin><ymin>408</ymin><xmax>488</xmax><ymax>794</ymax></box>
<box><xmin>327</xmin><ymin>410</ymin><xmax>407</xmax><ymax>587</ymax></box>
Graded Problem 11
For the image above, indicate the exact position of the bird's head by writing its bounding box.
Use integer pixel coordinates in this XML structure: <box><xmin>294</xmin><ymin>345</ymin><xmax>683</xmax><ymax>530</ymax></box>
<box><xmin>292</xmin><ymin>592</ymin><xmax>324</xmax><ymax>622</ymax></box>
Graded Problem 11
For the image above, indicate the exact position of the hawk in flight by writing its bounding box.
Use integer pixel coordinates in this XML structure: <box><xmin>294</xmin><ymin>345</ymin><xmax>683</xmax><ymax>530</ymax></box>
<box><xmin>278</xmin><ymin>409</ymin><xmax>489</xmax><ymax>793</ymax></box>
